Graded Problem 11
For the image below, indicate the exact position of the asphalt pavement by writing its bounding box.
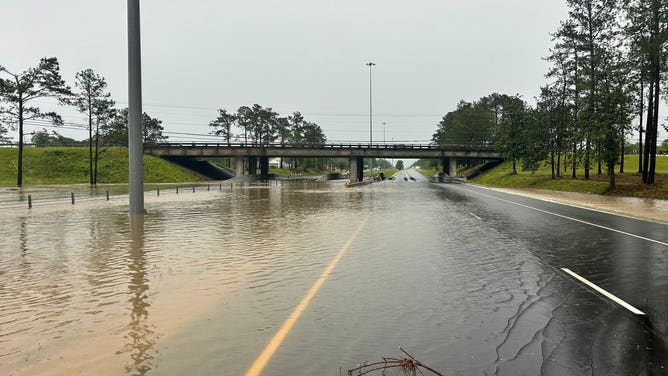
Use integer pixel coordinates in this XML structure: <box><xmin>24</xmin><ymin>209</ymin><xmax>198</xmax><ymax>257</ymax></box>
<box><xmin>434</xmin><ymin>181</ymin><xmax>668</xmax><ymax>375</ymax></box>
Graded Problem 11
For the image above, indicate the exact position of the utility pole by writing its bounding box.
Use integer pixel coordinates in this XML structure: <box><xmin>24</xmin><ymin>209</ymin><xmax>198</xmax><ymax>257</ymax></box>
<box><xmin>366</xmin><ymin>62</ymin><xmax>375</xmax><ymax>179</ymax></box>
<box><xmin>128</xmin><ymin>0</ymin><xmax>144</xmax><ymax>214</ymax></box>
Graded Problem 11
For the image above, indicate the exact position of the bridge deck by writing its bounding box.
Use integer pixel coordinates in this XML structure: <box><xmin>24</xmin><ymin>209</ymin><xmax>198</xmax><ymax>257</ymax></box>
<box><xmin>144</xmin><ymin>142</ymin><xmax>502</xmax><ymax>159</ymax></box>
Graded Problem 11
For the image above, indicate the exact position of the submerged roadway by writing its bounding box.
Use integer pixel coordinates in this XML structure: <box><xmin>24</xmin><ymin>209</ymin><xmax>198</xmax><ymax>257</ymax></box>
<box><xmin>3</xmin><ymin>167</ymin><xmax>667</xmax><ymax>375</ymax></box>
<box><xmin>245</xmin><ymin>167</ymin><xmax>668</xmax><ymax>375</ymax></box>
<box><xmin>412</xmin><ymin>168</ymin><xmax>666</xmax><ymax>374</ymax></box>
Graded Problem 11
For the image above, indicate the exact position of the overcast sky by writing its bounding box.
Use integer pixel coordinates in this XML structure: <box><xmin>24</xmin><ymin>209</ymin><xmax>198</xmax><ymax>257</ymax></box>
<box><xmin>3</xmin><ymin>1</ymin><xmax>578</xmax><ymax>143</ymax></box>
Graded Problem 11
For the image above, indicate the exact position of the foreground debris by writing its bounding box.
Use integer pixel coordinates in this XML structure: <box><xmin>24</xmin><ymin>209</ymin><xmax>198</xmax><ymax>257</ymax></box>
<box><xmin>347</xmin><ymin>347</ymin><xmax>444</xmax><ymax>376</ymax></box>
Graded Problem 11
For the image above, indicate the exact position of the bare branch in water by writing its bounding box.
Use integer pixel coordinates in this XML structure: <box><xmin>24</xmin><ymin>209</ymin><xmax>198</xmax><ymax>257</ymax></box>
<box><xmin>347</xmin><ymin>347</ymin><xmax>444</xmax><ymax>376</ymax></box>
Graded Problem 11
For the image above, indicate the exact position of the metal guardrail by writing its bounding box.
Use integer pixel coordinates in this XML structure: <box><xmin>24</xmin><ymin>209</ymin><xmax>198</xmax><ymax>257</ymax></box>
<box><xmin>0</xmin><ymin>182</ymin><xmax>259</xmax><ymax>210</ymax></box>
<box><xmin>2</xmin><ymin>142</ymin><xmax>499</xmax><ymax>151</ymax></box>
<box><xmin>144</xmin><ymin>142</ymin><xmax>498</xmax><ymax>151</ymax></box>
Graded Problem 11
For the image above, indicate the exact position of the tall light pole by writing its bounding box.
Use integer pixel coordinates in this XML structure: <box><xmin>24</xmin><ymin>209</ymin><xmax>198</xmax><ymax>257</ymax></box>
<box><xmin>382</xmin><ymin>122</ymin><xmax>386</xmax><ymax>144</ymax></box>
<box><xmin>382</xmin><ymin>122</ymin><xmax>386</xmax><ymax>170</ymax></box>
<box><xmin>128</xmin><ymin>0</ymin><xmax>144</xmax><ymax>214</ymax></box>
<box><xmin>366</xmin><ymin>62</ymin><xmax>375</xmax><ymax>179</ymax></box>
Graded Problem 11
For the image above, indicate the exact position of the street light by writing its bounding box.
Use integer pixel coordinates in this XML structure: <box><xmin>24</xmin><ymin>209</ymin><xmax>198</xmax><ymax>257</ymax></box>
<box><xmin>366</xmin><ymin>62</ymin><xmax>375</xmax><ymax>179</ymax></box>
<box><xmin>382</xmin><ymin>122</ymin><xmax>386</xmax><ymax>144</ymax></box>
<box><xmin>127</xmin><ymin>0</ymin><xmax>144</xmax><ymax>214</ymax></box>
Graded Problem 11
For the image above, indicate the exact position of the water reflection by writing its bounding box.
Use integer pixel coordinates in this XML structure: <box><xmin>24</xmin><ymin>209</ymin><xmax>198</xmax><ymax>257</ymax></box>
<box><xmin>121</xmin><ymin>214</ymin><xmax>157</xmax><ymax>375</ymax></box>
<box><xmin>1</xmin><ymin>181</ymin><xmax>667</xmax><ymax>375</ymax></box>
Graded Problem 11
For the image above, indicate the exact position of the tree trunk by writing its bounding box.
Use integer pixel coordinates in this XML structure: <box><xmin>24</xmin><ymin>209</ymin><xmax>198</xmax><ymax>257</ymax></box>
<box><xmin>597</xmin><ymin>158</ymin><xmax>602</xmax><ymax>175</ymax></box>
<box><xmin>89</xmin><ymin>104</ymin><xmax>93</xmax><ymax>185</ymax></box>
<box><xmin>643</xmin><ymin>79</ymin><xmax>654</xmax><ymax>183</ymax></box>
<box><xmin>17</xmin><ymin>99</ymin><xmax>24</xmax><ymax>187</ymax></box>
<box><xmin>551</xmin><ymin>150</ymin><xmax>555</xmax><ymax>179</ymax></box>
<box><xmin>512</xmin><ymin>159</ymin><xmax>517</xmax><ymax>174</ymax></box>
<box><xmin>94</xmin><ymin>122</ymin><xmax>100</xmax><ymax>185</ymax></box>
<box><xmin>608</xmin><ymin>161</ymin><xmax>615</xmax><ymax>191</ymax></box>
<box><xmin>638</xmin><ymin>76</ymin><xmax>644</xmax><ymax>174</ymax></box>
<box><xmin>648</xmin><ymin>62</ymin><xmax>660</xmax><ymax>184</ymax></box>
<box><xmin>584</xmin><ymin>138</ymin><xmax>590</xmax><ymax>180</ymax></box>
<box><xmin>572</xmin><ymin>142</ymin><xmax>577</xmax><ymax>178</ymax></box>
<box><xmin>619</xmin><ymin>129</ymin><xmax>625</xmax><ymax>173</ymax></box>
<box><xmin>557</xmin><ymin>151</ymin><xmax>561</xmax><ymax>178</ymax></box>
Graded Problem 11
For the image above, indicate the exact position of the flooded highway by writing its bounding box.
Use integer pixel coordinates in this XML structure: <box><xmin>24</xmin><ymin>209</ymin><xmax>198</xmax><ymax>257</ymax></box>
<box><xmin>1</xmin><ymin>168</ymin><xmax>667</xmax><ymax>375</ymax></box>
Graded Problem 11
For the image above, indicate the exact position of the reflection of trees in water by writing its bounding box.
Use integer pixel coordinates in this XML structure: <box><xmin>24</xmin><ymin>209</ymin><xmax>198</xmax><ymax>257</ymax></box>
<box><xmin>18</xmin><ymin>216</ymin><xmax>29</xmax><ymax>272</ymax></box>
<box><xmin>120</xmin><ymin>215</ymin><xmax>158</xmax><ymax>376</ymax></box>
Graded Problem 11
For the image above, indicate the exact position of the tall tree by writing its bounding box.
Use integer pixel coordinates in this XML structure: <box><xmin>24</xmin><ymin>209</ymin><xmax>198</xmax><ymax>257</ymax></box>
<box><xmin>0</xmin><ymin>57</ymin><xmax>70</xmax><ymax>186</ymax></box>
<box><xmin>482</xmin><ymin>94</ymin><xmax>529</xmax><ymax>174</ymax></box>
<box><xmin>624</xmin><ymin>0</ymin><xmax>668</xmax><ymax>184</ymax></box>
<box><xmin>431</xmin><ymin>100</ymin><xmax>495</xmax><ymax>146</ymax></box>
<box><xmin>100</xmin><ymin>109</ymin><xmax>167</xmax><ymax>146</ymax></box>
<box><xmin>302</xmin><ymin>121</ymin><xmax>326</xmax><ymax>144</ymax></box>
<box><xmin>287</xmin><ymin>111</ymin><xmax>305</xmax><ymax>168</ymax></box>
<box><xmin>564</xmin><ymin>0</ymin><xmax>621</xmax><ymax>180</ymax></box>
<box><xmin>236</xmin><ymin>106</ymin><xmax>252</xmax><ymax>144</ymax></box>
<box><xmin>209</xmin><ymin>108</ymin><xmax>236</xmax><ymax>168</ymax></box>
<box><xmin>69</xmin><ymin>69</ymin><xmax>115</xmax><ymax>185</ymax></box>
<box><xmin>597</xmin><ymin>61</ymin><xmax>633</xmax><ymax>190</ymax></box>
<box><xmin>209</xmin><ymin>109</ymin><xmax>236</xmax><ymax>145</ymax></box>
<box><xmin>551</xmin><ymin>20</ymin><xmax>584</xmax><ymax>178</ymax></box>
<box><xmin>275</xmin><ymin>117</ymin><xmax>292</xmax><ymax>168</ymax></box>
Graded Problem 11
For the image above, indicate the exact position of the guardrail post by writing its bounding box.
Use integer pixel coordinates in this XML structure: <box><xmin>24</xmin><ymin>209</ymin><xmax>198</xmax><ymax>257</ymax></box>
<box><xmin>106</xmin><ymin>190</ymin><xmax>110</xmax><ymax>201</ymax></box>
<box><xmin>176</xmin><ymin>186</ymin><xmax>179</xmax><ymax>194</ymax></box>
<box><xmin>192</xmin><ymin>185</ymin><xmax>195</xmax><ymax>193</ymax></box>
<box><xmin>157</xmin><ymin>187</ymin><xmax>160</xmax><ymax>196</ymax></box>
<box><xmin>71</xmin><ymin>192</ymin><xmax>75</xmax><ymax>205</ymax></box>
<box><xmin>207</xmin><ymin>184</ymin><xmax>210</xmax><ymax>191</ymax></box>
<box><xmin>28</xmin><ymin>194</ymin><xmax>32</xmax><ymax>209</ymax></box>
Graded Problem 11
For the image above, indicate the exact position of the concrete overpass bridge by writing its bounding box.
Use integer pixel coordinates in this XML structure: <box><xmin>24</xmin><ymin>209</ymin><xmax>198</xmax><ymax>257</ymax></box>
<box><xmin>144</xmin><ymin>142</ymin><xmax>503</xmax><ymax>182</ymax></box>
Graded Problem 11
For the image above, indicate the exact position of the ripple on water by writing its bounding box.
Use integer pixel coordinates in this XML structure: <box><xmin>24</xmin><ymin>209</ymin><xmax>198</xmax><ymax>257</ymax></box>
<box><xmin>0</xmin><ymin>181</ymin><xmax>614</xmax><ymax>375</ymax></box>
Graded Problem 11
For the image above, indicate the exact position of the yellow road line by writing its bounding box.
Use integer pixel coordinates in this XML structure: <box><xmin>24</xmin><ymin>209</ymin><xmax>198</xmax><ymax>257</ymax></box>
<box><xmin>244</xmin><ymin>214</ymin><xmax>371</xmax><ymax>376</ymax></box>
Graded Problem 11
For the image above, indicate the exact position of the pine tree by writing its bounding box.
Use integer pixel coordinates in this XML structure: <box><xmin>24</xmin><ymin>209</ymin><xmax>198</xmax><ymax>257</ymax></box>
<box><xmin>0</xmin><ymin>57</ymin><xmax>70</xmax><ymax>186</ymax></box>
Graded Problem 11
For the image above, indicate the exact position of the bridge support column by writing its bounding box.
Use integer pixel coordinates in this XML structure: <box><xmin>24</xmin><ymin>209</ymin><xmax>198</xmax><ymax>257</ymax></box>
<box><xmin>235</xmin><ymin>158</ymin><xmax>244</xmax><ymax>177</ymax></box>
<box><xmin>449</xmin><ymin>158</ymin><xmax>457</xmax><ymax>177</ymax></box>
<box><xmin>259</xmin><ymin>156</ymin><xmax>269</xmax><ymax>179</ymax></box>
<box><xmin>349</xmin><ymin>157</ymin><xmax>364</xmax><ymax>183</ymax></box>
<box><xmin>248</xmin><ymin>156</ymin><xmax>258</xmax><ymax>176</ymax></box>
<box><xmin>441</xmin><ymin>158</ymin><xmax>449</xmax><ymax>177</ymax></box>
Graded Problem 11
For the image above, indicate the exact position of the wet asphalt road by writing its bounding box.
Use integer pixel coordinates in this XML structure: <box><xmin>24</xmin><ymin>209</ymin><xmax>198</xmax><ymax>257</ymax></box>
<box><xmin>426</xmin><ymin>176</ymin><xmax>668</xmax><ymax>375</ymax></box>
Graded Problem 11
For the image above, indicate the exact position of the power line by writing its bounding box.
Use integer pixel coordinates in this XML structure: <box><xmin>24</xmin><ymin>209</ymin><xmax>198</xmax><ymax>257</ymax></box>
<box><xmin>31</xmin><ymin>99</ymin><xmax>443</xmax><ymax>118</ymax></box>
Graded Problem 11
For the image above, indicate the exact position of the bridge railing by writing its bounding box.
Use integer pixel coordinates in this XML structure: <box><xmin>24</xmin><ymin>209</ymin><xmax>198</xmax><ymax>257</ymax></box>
<box><xmin>144</xmin><ymin>142</ymin><xmax>498</xmax><ymax>151</ymax></box>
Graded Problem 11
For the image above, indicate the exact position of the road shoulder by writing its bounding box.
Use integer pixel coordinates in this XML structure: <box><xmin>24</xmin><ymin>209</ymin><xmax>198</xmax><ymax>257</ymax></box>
<box><xmin>470</xmin><ymin>185</ymin><xmax>668</xmax><ymax>224</ymax></box>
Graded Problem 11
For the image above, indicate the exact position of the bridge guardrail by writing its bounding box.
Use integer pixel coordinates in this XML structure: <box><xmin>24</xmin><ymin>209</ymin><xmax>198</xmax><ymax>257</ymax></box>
<box><xmin>144</xmin><ymin>142</ymin><xmax>498</xmax><ymax>151</ymax></box>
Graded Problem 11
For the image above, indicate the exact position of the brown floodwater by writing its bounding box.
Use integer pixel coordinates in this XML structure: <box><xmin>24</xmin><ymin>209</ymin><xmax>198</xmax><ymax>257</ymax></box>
<box><xmin>2</xmin><ymin>174</ymin><xmax>667</xmax><ymax>375</ymax></box>
<box><xmin>0</xmin><ymin>181</ymin><xmax>380</xmax><ymax>375</ymax></box>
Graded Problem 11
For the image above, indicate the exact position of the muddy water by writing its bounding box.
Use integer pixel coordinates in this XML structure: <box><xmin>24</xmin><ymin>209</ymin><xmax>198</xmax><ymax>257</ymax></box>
<box><xmin>2</xmin><ymin>175</ymin><xmax>665</xmax><ymax>375</ymax></box>
<box><xmin>1</xmin><ymin>182</ymin><xmax>377</xmax><ymax>375</ymax></box>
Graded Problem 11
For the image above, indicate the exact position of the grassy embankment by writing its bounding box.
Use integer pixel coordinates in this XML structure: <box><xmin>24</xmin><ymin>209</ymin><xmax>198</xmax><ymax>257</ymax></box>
<box><xmin>472</xmin><ymin>155</ymin><xmax>668</xmax><ymax>199</ymax></box>
<box><xmin>416</xmin><ymin>167</ymin><xmax>439</xmax><ymax>177</ymax></box>
<box><xmin>268</xmin><ymin>167</ymin><xmax>332</xmax><ymax>177</ymax></box>
<box><xmin>0</xmin><ymin>147</ymin><xmax>202</xmax><ymax>186</ymax></box>
<box><xmin>364</xmin><ymin>168</ymin><xmax>399</xmax><ymax>178</ymax></box>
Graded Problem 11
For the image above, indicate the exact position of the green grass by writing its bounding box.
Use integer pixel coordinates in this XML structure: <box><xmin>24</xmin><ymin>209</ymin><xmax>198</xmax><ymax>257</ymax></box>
<box><xmin>364</xmin><ymin>168</ymin><xmax>399</xmax><ymax>178</ymax></box>
<box><xmin>0</xmin><ymin>147</ymin><xmax>202</xmax><ymax>186</ymax></box>
<box><xmin>472</xmin><ymin>155</ymin><xmax>668</xmax><ymax>199</ymax></box>
<box><xmin>416</xmin><ymin>167</ymin><xmax>440</xmax><ymax>177</ymax></box>
<box><xmin>269</xmin><ymin>167</ymin><xmax>331</xmax><ymax>177</ymax></box>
